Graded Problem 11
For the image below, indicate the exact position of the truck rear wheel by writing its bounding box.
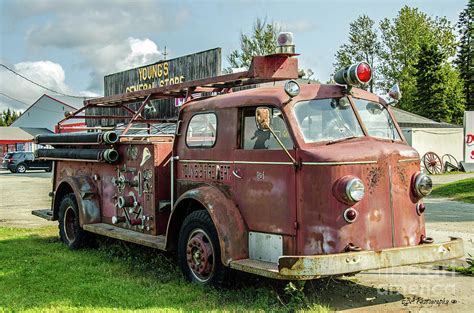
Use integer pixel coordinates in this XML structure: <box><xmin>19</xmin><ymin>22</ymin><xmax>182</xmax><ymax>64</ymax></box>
<box><xmin>58</xmin><ymin>193</ymin><xmax>88</xmax><ymax>249</ymax></box>
<box><xmin>178</xmin><ymin>210</ymin><xmax>229</xmax><ymax>287</ymax></box>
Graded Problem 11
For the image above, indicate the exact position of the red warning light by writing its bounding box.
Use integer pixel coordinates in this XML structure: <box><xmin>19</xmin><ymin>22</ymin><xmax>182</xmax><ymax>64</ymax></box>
<box><xmin>356</xmin><ymin>62</ymin><xmax>372</xmax><ymax>83</ymax></box>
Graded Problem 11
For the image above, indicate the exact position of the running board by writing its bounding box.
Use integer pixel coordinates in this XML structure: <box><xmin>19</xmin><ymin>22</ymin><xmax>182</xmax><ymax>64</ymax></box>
<box><xmin>83</xmin><ymin>223</ymin><xmax>166</xmax><ymax>250</ymax></box>
<box><xmin>32</xmin><ymin>209</ymin><xmax>53</xmax><ymax>221</ymax></box>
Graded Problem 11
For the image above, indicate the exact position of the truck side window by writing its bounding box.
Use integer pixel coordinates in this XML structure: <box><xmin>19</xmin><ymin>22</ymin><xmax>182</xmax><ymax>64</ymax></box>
<box><xmin>241</xmin><ymin>107</ymin><xmax>293</xmax><ymax>150</ymax></box>
<box><xmin>186</xmin><ymin>113</ymin><xmax>217</xmax><ymax>148</ymax></box>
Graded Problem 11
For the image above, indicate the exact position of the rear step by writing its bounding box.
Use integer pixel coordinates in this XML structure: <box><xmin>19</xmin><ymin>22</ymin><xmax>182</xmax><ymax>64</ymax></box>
<box><xmin>230</xmin><ymin>259</ymin><xmax>282</xmax><ymax>279</ymax></box>
<box><xmin>83</xmin><ymin>223</ymin><xmax>166</xmax><ymax>250</ymax></box>
<box><xmin>31</xmin><ymin>209</ymin><xmax>53</xmax><ymax>221</ymax></box>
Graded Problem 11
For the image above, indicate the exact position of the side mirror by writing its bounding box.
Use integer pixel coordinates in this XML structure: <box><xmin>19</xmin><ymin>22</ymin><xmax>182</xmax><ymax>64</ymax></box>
<box><xmin>255</xmin><ymin>107</ymin><xmax>272</xmax><ymax>131</ymax></box>
<box><xmin>387</xmin><ymin>83</ymin><xmax>401</xmax><ymax>106</ymax></box>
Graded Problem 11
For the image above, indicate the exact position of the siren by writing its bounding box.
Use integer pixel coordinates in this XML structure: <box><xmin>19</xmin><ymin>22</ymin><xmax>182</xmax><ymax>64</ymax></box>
<box><xmin>334</xmin><ymin>62</ymin><xmax>372</xmax><ymax>86</ymax></box>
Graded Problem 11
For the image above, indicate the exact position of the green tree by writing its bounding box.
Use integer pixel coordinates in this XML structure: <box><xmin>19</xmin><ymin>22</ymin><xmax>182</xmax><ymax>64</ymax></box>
<box><xmin>414</xmin><ymin>44</ymin><xmax>465</xmax><ymax>124</ymax></box>
<box><xmin>333</xmin><ymin>15</ymin><xmax>380</xmax><ymax>92</ymax></box>
<box><xmin>455</xmin><ymin>0</ymin><xmax>473</xmax><ymax>110</ymax></box>
<box><xmin>378</xmin><ymin>6</ymin><xmax>457</xmax><ymax>111</ymax></box>
<box><xmin>227</xmin><ymin>18</ymin><xmax>279</xmax><ymax>69</ymax></box>
<box><xmin>1</xmin><ymin>109</ymin><xmax>19</xmax><ymax>126</ymax></box>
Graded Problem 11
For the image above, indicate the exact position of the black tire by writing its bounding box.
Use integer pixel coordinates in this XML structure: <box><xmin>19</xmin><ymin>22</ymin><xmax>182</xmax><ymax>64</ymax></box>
<box><xmin>16</xmin><ymin>163</ymin><xmax>27</xmax><ymax>173</ymax></box>
<box><xmin>58</xmin><ymin>193</ymin><xmax>88</xmax><ymax>249</ymax></box>
<box><xmin>178</xmin><ymin>210</ymin><xmax>229</xmax><ymax>287</ymax></box>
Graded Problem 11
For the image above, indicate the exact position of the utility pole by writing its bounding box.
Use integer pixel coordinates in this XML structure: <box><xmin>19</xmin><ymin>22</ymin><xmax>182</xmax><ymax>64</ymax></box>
<box><xmin>163</xmin><ymin>46</ymin><xmax>168</xmax><ymax>60</ymax></box>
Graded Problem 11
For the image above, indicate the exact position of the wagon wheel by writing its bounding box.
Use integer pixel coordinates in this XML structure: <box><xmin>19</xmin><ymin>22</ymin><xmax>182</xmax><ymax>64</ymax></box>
<box><xmin>422</xmin><ymin>152</ymin><xmax>442</xmax><ymax>174</ymax></box>
<box><xmin>441</xmin><ymin>154</ymin><xmax>459</xmax><ymax>172</ymax></box>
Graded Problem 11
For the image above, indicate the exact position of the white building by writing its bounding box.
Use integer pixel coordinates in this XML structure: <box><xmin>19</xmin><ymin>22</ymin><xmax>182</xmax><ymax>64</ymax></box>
<box><xmin>392</xmin><ymin>107</ymin><xmax>464</xmax><ymax>168</ymax></box>
<box><xmin>11</xmin><ymin>94</ymin><xmax>86</xmax><ymax>132</ymax></box>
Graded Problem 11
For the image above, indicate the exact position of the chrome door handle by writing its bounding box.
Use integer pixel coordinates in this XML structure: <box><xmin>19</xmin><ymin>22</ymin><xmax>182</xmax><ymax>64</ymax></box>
<box><xmin>232</xmin><ymin>170</ymin><xmax>242</xmax><ymax>179</ymax></box>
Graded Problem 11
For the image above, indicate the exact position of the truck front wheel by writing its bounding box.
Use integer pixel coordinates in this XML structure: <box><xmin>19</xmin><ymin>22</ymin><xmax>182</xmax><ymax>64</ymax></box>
<box><xmin>58</xmin><ymin>194</ymin><xmax>88</xmax><ymax>249</ymax></box>
<box><xmin>178</xmin><ymin>210</ymin><xmax>229</xmax><ymax>287</ymax></box>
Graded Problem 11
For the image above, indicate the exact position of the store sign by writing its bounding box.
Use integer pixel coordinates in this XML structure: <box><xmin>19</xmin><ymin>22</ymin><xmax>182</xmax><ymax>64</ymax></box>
<box><xmin>88</xmin><ymin>48</ymin><xmax>222</xmax><ymax>126</ymax></box>
<box><xmin>464</xmin><ymin>111</ymin><xmax>474</xmax><ymax>163</ymax></box>
<box><xmin>104</xmin><ymin>48</ymin><xmax>221</xmax><ymax>98</ymax></box>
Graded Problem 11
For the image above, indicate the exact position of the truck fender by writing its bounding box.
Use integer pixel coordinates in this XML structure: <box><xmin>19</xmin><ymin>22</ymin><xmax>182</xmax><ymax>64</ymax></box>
<box><xmin>53</xmin><ymin>176</ymin><xmax>101</xmax><ymax>226</ymax></box>
<box><xmin>166</xmin><ymin>186</ymin><xmax>248</xmax><ymax>266</ymax></box>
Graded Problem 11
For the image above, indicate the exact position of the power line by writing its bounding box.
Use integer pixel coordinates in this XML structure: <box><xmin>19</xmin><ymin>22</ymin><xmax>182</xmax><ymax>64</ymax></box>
<box><xmin>0</xmin><ymin>63</ymin><xmax>91</xmax><ymax>99</ymax></box>
<box><xmin>0</xmin><ymin>92</ymin><xmax>30</xmax><ymax>107</ymax></box>
<box><xmin>0</xmin><ymin>91</ymin><xmax>83</xmax><ymax>114</ymax></box>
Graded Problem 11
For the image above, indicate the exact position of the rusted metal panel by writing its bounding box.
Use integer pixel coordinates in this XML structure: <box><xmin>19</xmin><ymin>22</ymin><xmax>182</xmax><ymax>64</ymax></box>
<box><xmin>278</xmin><ymin>238</ymin><xmax>464</xmax><ymax>277</ymax></box>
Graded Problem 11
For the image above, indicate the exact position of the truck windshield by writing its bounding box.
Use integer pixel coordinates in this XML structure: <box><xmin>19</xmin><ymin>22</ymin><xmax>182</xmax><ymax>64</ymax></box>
<box><xmin>352</xmin><ymin>98</ymin><xmax>401</xmax><ymax>141</ymax></box>
<box><xmin>293</xmin><ymin>98</ymin><xmax>364</xmax><ymax>143</ymax></box>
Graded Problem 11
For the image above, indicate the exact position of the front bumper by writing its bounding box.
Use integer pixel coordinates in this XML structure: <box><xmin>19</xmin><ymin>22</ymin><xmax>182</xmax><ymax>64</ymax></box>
<box><xmin>230</xmin><ymin>238</ymin><xmax>464</xmax><ymax>280</ymax></box>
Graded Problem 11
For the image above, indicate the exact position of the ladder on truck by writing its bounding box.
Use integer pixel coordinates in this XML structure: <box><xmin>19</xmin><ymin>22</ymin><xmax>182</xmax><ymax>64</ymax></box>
<box><xmin>57</xmin><ymin>54</ymin><xmax>299</xmax><ymax>135</ymax></box>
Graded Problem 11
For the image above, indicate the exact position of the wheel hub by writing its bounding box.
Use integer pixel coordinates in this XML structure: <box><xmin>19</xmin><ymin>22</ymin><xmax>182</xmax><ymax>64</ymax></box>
<box><xmin>64</xmin><ymin>206</ymin><xmax>77</xmax><ymax>243</ymax></box>
<box><xmin>186</xmin><ymin>230</ymin><xmax>214</xmax><ymax>280</ymax></box>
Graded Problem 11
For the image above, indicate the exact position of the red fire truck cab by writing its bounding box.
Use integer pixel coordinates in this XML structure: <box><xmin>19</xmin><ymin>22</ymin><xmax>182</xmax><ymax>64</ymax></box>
<box><xmin>32</xmin><ymin>38</ymin><xmax>463</xmax><ymax>286</ymax></box>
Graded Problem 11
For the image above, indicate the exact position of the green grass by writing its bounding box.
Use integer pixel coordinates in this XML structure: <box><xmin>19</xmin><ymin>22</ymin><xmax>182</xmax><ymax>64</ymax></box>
<box><xmin>430</xmin><ymin>178</ymin><xmax>474</xmax><ymax>203</ymax></box>
<box><xmin>0</xmin><ymin>227</ymin><xmax>329</xmax><ymax>312</ymax></box>
<box><xmin>448</xmin><ymin>254</ymin><xmax>474</xmax><ymax>276</ymax></box>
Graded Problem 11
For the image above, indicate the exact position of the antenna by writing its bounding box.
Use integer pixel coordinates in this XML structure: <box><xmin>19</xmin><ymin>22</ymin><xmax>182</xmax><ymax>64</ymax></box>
<box><xmin>163</xmin><ymin>46</ymin><xmax>168</xmax><ymax>60</ymax></box>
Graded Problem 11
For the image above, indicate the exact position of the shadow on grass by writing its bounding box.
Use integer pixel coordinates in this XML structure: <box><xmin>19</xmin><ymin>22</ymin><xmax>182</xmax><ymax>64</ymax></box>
<box><xmin>0</xmin><ymin>229</ymin><xmax>403</xmax><ymax>312</ymax></box>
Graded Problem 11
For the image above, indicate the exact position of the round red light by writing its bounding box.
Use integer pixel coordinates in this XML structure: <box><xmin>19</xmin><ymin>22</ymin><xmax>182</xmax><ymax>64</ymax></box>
<box><xmin>343</xmin><ymin>208</ymin><xmax>358</xmax><ymax>223</ymax></box>
<box><xmin>356</xmin><ymin>62</ymin><xmax>372</xmax><ymax>83</ymax></box>
<box><xmin>416</xmin><ymin>203</ymin><xmax>426</xmax><ymax>215</ymax></box>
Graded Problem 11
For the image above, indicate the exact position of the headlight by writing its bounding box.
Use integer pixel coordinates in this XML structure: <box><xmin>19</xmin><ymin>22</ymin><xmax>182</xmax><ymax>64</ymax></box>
<box><xmin>284</xmin><ymin>80</ymin><xmax>300</xmax><ymax>97</ymax></box>
<box><xmin>346</xmin><ymin>178</ymin><xmax>365</xmax><ymax>202</ymax></box>
<box><xmin>414</xmin><ymin>173</ymin><xmax>433</xmax><ymax>197</ymax></box>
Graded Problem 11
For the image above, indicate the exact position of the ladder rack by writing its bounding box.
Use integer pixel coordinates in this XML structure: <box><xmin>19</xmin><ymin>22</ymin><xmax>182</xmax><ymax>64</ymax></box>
<box><xmin>57</xmin><ymin>54</ymin><xmax>298</xmax><ymax>134</ymax></box>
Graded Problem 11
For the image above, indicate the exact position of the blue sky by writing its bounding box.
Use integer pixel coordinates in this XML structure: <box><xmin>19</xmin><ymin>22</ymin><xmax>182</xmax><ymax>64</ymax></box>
<box><xmin>0</xmin><ymin>0</ymin><xmax>467</xmax><ymax>111</ymax></box>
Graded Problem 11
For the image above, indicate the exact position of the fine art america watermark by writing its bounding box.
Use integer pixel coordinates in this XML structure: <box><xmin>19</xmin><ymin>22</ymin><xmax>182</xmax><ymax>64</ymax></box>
<box><xmin>372</xmin><ymin>261</ymin><xmax>460</xmax><ymax>307</ymax></box>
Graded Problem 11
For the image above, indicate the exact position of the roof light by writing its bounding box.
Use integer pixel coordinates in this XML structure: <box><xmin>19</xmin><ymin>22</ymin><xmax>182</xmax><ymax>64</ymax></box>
<box><xmin>284</xmin><ymin>80</ymin><xmax>300</xmax><ymax>97</ymax></box>
<box><xmin>276</xmin><ymin>32</ymin><xmax>295</xmax><ymax>54</ymax></box>
<box><xmin>334</xmin><ymin>61</ymin><xmax>372</xmax><ymax>86</ymax></box>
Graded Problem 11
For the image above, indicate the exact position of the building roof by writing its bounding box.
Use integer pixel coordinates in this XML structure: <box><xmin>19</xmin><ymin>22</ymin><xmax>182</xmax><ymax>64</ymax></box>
<box><xmin>44</xmin><ymin>94</ymin><xmax>90</xmax><ymax>109</ymax></box>
<box><xmin>391</xmin><ymin>107</ymin><xmax>462</xmax><ymax>129</ymax></box>
<box><xmin>0</xmin><ymin>127</ymin><xmax>52</xmax><ymax>143</ymax></box>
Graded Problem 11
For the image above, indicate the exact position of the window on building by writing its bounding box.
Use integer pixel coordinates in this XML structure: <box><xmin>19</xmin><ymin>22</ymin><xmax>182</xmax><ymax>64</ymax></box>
<box><xmin>241</xmin><ymin>107</ymin><xmax>293</xmax><ymax>150</ymax></box>
<box><xmin>186</xmin><ymin>113</ymin><xmax>217</xmax><ymax>148</ymax></box>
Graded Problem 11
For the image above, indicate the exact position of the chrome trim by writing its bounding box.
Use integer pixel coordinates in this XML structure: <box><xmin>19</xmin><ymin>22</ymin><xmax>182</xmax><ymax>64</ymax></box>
<box><xmin>170</xmin><ymin>156</ymin><xmax>179</xmax><ymax>210</ymax></box>
<box><xmin>179</xmin><ymin>160</ymin><xmax>377</xmax><ymax>166</ymax></box>
<box><xmin>388</xmin><ymin>165</ymin><xmax>395</xmax><ymax>247</ymax></box>
<box><xmin>234</xmin><ymin>161</ymin><xmax>294</xmax><ymax>165</ymax></box>
<box><xmin>302</xmin><ymin>160</ymin><xmax>377</xmax><ymax>166</ymax></box>
<box><xmin>179</xmin><ymin>159</ymin><xmax>233</xmax><ymax>164</ymax></box>
<box><xmin>179</xmin><ymin>159</ymin><xmax>293</xmax><ymax>165</ymax></box>
<box><xmin>398</xmin><ymin>158</ymin><xmax>420</xmax><ymax>163</ymax></box>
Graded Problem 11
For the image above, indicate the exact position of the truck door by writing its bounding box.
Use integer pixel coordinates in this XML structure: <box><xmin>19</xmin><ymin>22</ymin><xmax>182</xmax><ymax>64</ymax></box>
<box><xmin>233</xmin><ymin>106</ymin><xmax>297</xmax><ymax>236</ymax></box>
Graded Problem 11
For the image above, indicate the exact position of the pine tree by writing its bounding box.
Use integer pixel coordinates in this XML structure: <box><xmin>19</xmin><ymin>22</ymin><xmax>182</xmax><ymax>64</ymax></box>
<box><xmin>414</xmin><ymin>44</ymin><xmax>465</xmax><ymax>123</ymax></box>
<box><xmin>455</xmin><ymin>0</ymin><xmax>474</xmax><ymax>110</ymax></box>
<box><xmin>379</xmin><ymin>6</ymin><xmax>456</xmax><ymax>111</ymax></box>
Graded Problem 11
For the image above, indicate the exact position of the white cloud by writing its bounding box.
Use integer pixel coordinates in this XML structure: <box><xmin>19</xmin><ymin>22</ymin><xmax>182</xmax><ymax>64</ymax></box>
<box><xmin>118</xmin><ymin>38</ymin><xmax>162</xmax><ymax>70</ymax></box>
<box><xmin>83</xmin><ymin>37</ymin><xmax>163</xmax><ymax>92</ymax></box>
<box><xmin>0</xmin><ymin>61</ymin><xmax>72</xmax><ymax>111</ymax></box>
<box><xmin>18</xmin><ymin>0</ymin><xmax>187</xmax><ymax>50</ymax></box>
<box><xmin>0</xmin><ymin>36</ymin><xmax>161</xmax><ymax>111</ymax></box>
<box><xmin>275</xmin><ymin>20</ymin><xmax>317</xmax><ymax>33</ymax></box>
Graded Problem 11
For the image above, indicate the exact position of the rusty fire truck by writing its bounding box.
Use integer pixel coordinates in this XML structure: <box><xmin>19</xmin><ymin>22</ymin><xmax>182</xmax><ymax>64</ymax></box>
<box><xmin>32</xmin><ymin>34</ymin><xmax>464</xmax><ymax>286</ymax></box>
